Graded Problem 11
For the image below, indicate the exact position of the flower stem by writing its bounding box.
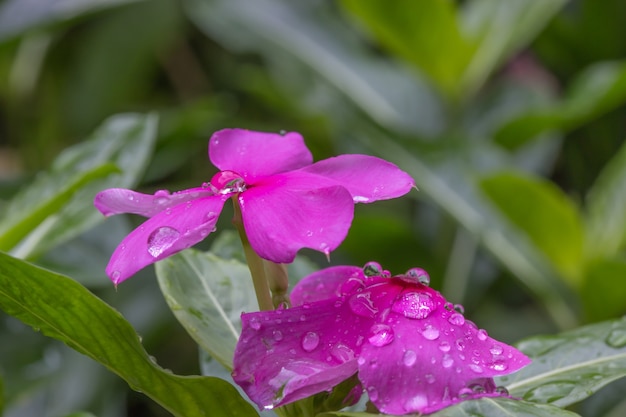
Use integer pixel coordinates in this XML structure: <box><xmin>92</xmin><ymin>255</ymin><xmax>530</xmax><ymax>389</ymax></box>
<box><xmin>231</xmin><ymin>196</ymin><xmax>274</xmax><ymax>311</ymax></box>
<box><xmin>264</xmin><ymin>260</ymin><xmax>291</xmax><ymax>309</ymax></box>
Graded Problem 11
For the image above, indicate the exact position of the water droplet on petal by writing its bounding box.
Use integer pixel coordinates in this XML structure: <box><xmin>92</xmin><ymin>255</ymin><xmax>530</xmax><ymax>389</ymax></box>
<box><xmin>456</xmin><ymin>338</ymin><xmax>466</xmax><ymax>351</ymax></box>
<box><xmin>367</xmin><ymin>386</ymin><xmax>379</xmax><ymax>401</ymax></box>
<box><xmin>249</xmin><ymin>317</ymin><xmax>261</xmax><ymax>330</ymax></box>
<box><xmin>495</xmin><ymin>386</ymin><xmax>509</xmax><ymax>395</ymax></box>
<box><xmin>330</xmin><ymin>343</ymin><xmax>354</xmax><ymax>363</ymax></box>
<box><xmin>363</xmin><ymin>261</ymin><xmax>384</xmax><ymax>277</ymax></box>
<box><xmin>477</xmin><ymin>328</ymin><xmax>488</xmax><ymax>341</ymax></box>
<box><xmin>606</xmin><ymin>328</ymin><xmax>626</xmax><ymax>348</ymax></box>
<box><xmin>301</xmin><ymin>332</ymin><xmax>320</xmax><ymax>352</ymax></box>
<box><xmin>439</xmin><ymin>341</ymin><xmax>451</xmax><ymax>352</ymax></box>
<box><xmin>425</xmin><ymin>374</ymin><xmax>436</xmax><ymax>384</ymax></box>
<box><xmin>458</xmin><ymin>387</ymin><xmax>474</xmax><ymax>398</ymax></box>
<box><xmin>353</xmin><ymin>196</ymin><xmax>370</xmax><ymax>203</ymax></box>
<box><xmin>273</xmin><ymin>330</ymin><xmax>283</xmax><ymax>341</ymax></box>
<box><xmin>469</xmin><ymin>364</ymin><xmax>484</xmax><ymax>374</ymax></box>
<box><xmin>392</xmin><ymin>291</ymin><xmax>435</xmax><ymax>319</ymax></box>
<box><xmin>111</xmin><ymin>271</ymin><xmax>121</xmax><ymax>281</ymax></box>
<box><xmin>349</xmin><ymin>292</ymin><xmax>379</xmax><ymax>318</ymax></box>
<box><xmin>147</xmin><ymin>226</ymin><xmax>180</xmax><ymax>257</ymax></box>
<box><xmin>403</xmin><ymin>394</ymin><xmax>427</xmax><ymax>412</ymax></box>
<box><xmin>368</xmin><ymin>324</ymin><xmax>394</xmax><ymax>347</ymax></box>
<box><xmin>489</xmin><ymin>360</ymin><xmax>508</xmax><ymax>371</ymax></box>
<box><xmin>403</xmin><ymin>349</ymin><xmax>417</xmax><ymax>366</ymax></box>
<box><xmin>421</xmin><ymin>325</ymin><xmax>440</xmax><ymax>340</ymax></box>
<box><xmin>448</xmin><ymin>313</ymin><xmax>465</xmax><ymax>326</ymax></box>
<box><xmin>490</xmin><ymin>344</ymin><xmax>504</xmax><ymax>355</ymax></box>
<box><xmin>442</xmin><ymin>354</ymin><xmax>454</xmax><ymax>368</ymax></box>
<box><xmin>453</xmin><ymin>304</ymin><xmax>465</xmax><ymax>314</ymax></box>
<box><xmin>209</xmin><ymin>170</ymin><xmax>246</xmax><ymax>194</ymax></box>
<box><xmin>405</xmin><ymin>267</ymin><xmax>430</xmax><ymax>286</ymax></box>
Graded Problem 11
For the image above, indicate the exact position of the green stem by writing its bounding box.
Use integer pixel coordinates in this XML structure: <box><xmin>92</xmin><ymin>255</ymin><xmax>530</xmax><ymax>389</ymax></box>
<box><xmin>264</xmin><ymin>260</ymin><xmax>291</xmax><ymax>309</ymax></box>
<box><xmin>231</xmin><ymin>196</ymin><xmax>274</xmax><ymax>311</ymax></box>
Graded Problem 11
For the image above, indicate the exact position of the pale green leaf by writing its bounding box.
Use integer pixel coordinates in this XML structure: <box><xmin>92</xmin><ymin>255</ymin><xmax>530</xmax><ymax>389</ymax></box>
<box><xmin>156</xmin><ymin>249</ymin><xmax>258</xmax><ymax>370</ymax></box>
<box><xmin>497</xmin><ymin>317</ymin><xmax>626</xmax><ymax>408</ymax></box>
<box><xmin>581</xmin><ymin>258</ymin><xmax>626</xmax><ymax>321</ymax></box>
<box><xmin>0</xmin><ymin>251</ymin><xmax>257</xmax><ymax>417</ymax></box>
<box><xmin>480</xmin><ymin>172</ymin><xmax>584</xmax><ymax>286</ymax></box>
<box><xmin>319</xmin><ymin>397</ymin><xmax>580</xmax><ymax>416</ymax></box>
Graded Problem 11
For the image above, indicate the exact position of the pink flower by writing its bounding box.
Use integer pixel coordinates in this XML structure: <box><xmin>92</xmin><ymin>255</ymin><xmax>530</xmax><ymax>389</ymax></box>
<box><xmin>94</xmin><ymin>129</ymin><xmax>414</xmax><ymax>284</ymax></box>
<box><xmin>232</xmin><ymin>263</ymin><xmax>530</xmax><ymax>414</ymax></box>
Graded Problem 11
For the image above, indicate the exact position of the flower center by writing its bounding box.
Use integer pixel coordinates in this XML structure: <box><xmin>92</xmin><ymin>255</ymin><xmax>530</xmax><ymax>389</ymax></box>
<box><xmin>208</xmin><ymin>170</ymin><xmax>246</xmax><ymax>195</ymax></box>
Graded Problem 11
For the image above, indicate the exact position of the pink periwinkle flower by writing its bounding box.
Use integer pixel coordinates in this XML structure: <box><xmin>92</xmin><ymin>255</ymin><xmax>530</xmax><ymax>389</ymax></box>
<box><xmin>232</xmin><ymin>263</ymin><xmax>530</xmax><ymax>415</ymax></box>
<box><xmin>94</xmin><ymin>129</ymin><xmax>414</xmax><ymax>284</ymax></box>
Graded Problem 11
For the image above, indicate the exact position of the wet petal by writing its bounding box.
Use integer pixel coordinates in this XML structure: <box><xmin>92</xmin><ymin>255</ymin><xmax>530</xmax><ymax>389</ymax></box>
<box><xmin>239</xmin><ymin>172</ymin><xmax>354</xmax><ymax>263</ymax></box>
<box><xmin>105</xmin><ymin>195</ymin><xmax>228</xmax><ymax>284</ymax></box>
<box><xmin>358</xmin><ymin>284</ymin><xmax>530</xmax><ymax>414</ymax></box>
<box><xmin>209</xmin><ymin>129</ymin><xmax>313</xmax><ymax>181</ymax></box>
<box><xmin>290</xmin><ymin>266</ymin><xmax>364</xmax><ymax>306</ymax></box>
<box><xmin>94</xmin><ymin>187</ymin><xmax>213</xmax><ymax>218</ymax></box>
<box><xmin>299</xmin><ymin>155</ymin><xmax>415</xmax><ymax>203</ymax></box>
<box><xmin>233</xmin><ymin>298</ymin><xmax>371</xmax><ymax>409</ymax></box>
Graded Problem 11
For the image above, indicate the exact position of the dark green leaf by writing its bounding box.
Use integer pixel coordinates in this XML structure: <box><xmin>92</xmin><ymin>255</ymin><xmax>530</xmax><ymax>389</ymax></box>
<box><xmin>585</xmin><ymin>139</ymin><xmax>626</xmax><ymax>258</ymax></box>
<box><xmin>480</xmin><ymin>171</ymin><xmax>584</xmax><ymax>286</ymax></box>
<box><xmin>0</xmin><ymin>251</ymin><xmax>257</xmax><ymax>417</ymax></box>
<box><xmin>495</xmin><ymin>61</ymin><xmax>626</xmax><ymax>148</ymax></box>
<box><xmin>581</xmin><ymin>258</ymin><xmax>626</xmax><ymax>321</ymax></box>
<box><xmin>497</xmin><ymin>317</ymin><xmax>626</xmax><ymax>408</ymax></box>
<box><xmin>319</xmin><ymin>396</ymin><xmax>580</xmax><ymax>416</ymax></box>
<box><xmin>156</xmin><ymin>249</ymin><xmax>258</xmax><ymax>370</ymax></box>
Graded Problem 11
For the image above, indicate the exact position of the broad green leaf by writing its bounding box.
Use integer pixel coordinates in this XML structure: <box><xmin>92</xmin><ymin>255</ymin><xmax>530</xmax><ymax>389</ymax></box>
<box><xmin>585</xmin><ymin>138</ymin><xmax>626</xmax><ymax>258</ymax></box>
<box><xmin>2</xmin><ymin>113</ymin><xmax>158</xmax><ymax>259</ymax></box>
<box><xmin>480</xmin><ymin>172</ymin><xmax>584</xmax><ymax>286</ymax></box>
<box><xmin>341</xmin><ymin>0</ymin><xmax>473</xmax><ymax>97</ymax></box>
<box><xmin>63</xmin><ymin>413</ymin><xmax>98</xmax><ymax>417</ymax></box>
<box><xmin>156</xmin><ymin>249</ymin><xmax>258</xmax><ymax>370</ymax></box>
<box><xmin>581</xmin><ymin>258</ymin><xmax>626</xmax><ymax>321</ymax></box>
<box><xmin>0</xmin><ymin>163</ymin><xmax>118</xmax><ymax>251</ymax></box>
<box><xmin>319</xmin><ymin>397</ymin><xmax>580</xmax><ymax>417</ymax></box>
<box><xmin>0</xmin><ymin>251</ymin><xmax>257</xmax><ymax>417</ymax></box>
<box><xmin>459</xmin><ymin>0</ymin><xmax>567</xmax><ymax>97</ymax></box>
<box><xmin>497</xmin><ymin>317</ymin><xmax>626</xmax><ymax>408</ymax></box>
<box><xmin>495</xmin><ymin>61</ymin><xmax>626</xmax><ymax>148</ymax></box>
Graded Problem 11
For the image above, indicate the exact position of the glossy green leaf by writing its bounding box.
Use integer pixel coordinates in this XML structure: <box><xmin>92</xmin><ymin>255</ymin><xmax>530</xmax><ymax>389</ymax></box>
<box><xmin>497</xmin><ymin>317</ymin><xmax>626</xmax><ymax>408</ymax></box>
<box><xmin>319</xmin><ymin>396</ymin><xmax>580</xmax><ymax>417</ymax></box>
<box><xmin>581</xmin><ymin>258</ymin><xmax>626</xmax><ymax>321</ymax></box>
<box><xmin>341</xmin><ymin>0</ymin><xmax>473</xmax><ymax>97</ymax></box>
<box><xmin>585</xmin><ymin>138</ymin><xmax>626</xmax><ymax>258</ymax></box>
<box><xmin>156</xmin><ymin>249</ymin><xmax>258</xmax><ymax>370</ymax></box>
<box><xmin>0</xmin><ymin>251</ymin><xmax>257</xmax><ymax>417</ymax></box>
<box><xmin>480</xmin><ymin>171</ymin><xmax>584</xmax><ymax>286</ymax></box>
<box><xmin>3</xmin><ymin>113</ymin><xmax>158</xmax><ymax>259</ymax></box>
<box><xmin>495</xmin><ymin>60</ymin><xmax>626</xmax><ymax>148</ymax></box>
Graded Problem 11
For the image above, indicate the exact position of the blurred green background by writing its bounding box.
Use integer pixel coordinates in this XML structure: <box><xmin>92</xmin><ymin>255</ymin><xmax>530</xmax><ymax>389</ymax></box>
<box><xmin>1</xmin><ymin>0</ymin><xmax>625</xmax><ymax>416</ymax></box>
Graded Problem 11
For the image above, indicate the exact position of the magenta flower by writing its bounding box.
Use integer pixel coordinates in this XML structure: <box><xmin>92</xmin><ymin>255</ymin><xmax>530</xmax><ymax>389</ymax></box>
<box><xmin>232</xmin><ymin>263</ymin><xmax>531</xmax><ymax>414</ymax></box>
<box><xmin>94</xmin><ymin>129</ymin><xmax>414</xmax><ymax>284</ymax></box>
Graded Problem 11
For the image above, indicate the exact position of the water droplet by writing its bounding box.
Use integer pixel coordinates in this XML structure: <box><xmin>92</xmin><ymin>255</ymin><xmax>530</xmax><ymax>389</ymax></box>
<box><xmin>405</xmin><ymin>267</ymin><xmax>430</xmax><ymax>286</ymax></box>
<box><xmin>403</xmin><ymin>394</ymin><xmax>427</xmax><ymax>412</ymax></box>
<box><xmin>448</xmin><ymin>313</ymin><xmax>465</xmax><ymax>326</ymax></box>
<box><xmin>349</xmin><ymin>292</ymin><xmax>379</xmax><ymax>318</ymax></box>
<box><xmin>490</xmin><ymin>344</ymin><xmax>504</xmax><ymax>355</ymax></box>
<box><xmin>363</xmin><ymin>261</ymin><xmax>384</xmax><ymax>277</ymax></box>
<box><xmin>469</xmin><ymin>364</ymin><xmax>484</xmax><ymax>373</ymax></box>
<box><xmin>477</xmin><ymin>329</ymin><xmax>488</xmax><ymax>341</ymax></box>
<box><xmin>147</xmin><ymin>226</ymin><xmax>180</xmax><ymax>257</ymax></box>
<box><xmin>403</xmin><ymin>350</ymin><xmax>417</xmax><ymax>366</ymax></box>
<box><xmin>458</xmin><ymin>387</ymin><xmax>474</xmax><ymax>398</ymax></box>
<box><xmin>453</xmin><ymin>304</ymin><xmax>465</xmax><ymax>314</ymax></box>
<box><xmin>353</xmin><ymin>196</ymin><xmax>370</xmax><ymax>203</ymax></box>
<box><xmin>469</xmin><ymin>382</ymin><xmax>486</xmax><ymax>393</ymax></box>
<box><xmin>606</xmin><ymin>328</ymin><xmax>626</xmax><ymax>348</ymax></box>
<box><xmin>425</xmin><ymin>374</ymin><xmax>436</xmax><ymax>384</ymax></box>
<box><xmin>367</xmin><ymin>386</ymin><xmax>379</xmax><ymax>401</ymax></box>
<box><xmin>421</xmin><ymin>325</ymin><xmax>440</xmax><ymax>340</ymax></box>
<box><xmin>279</xmin><ymin>129</ymin><xmax>287</xmax><ymax>136</ymax></box>
<box><xmin>392</xmin><ymin>291</ymin><xmax>435</xmax><ymax>319</ymax></box>
<box><xmin>301</xmin><ymin>332</ymin><xmax>320</xmax><ymax>352</ymax></box>
<box><xmin>330</xmin><ymin>343</ymin><xmax>354</xmax><ymax>363</ymax></box>
<box><xmin>489</xmin><ymin>360</ymin><xmax>508</xmax><ymax>371</ymax></box>
<box><xmin>368</xmin><ymin>324</ymin><xmax>394</xmax><ymax>347</ymax></box>
<box><xmin>442</xmin><ymin>354</ymin><xmax>454</xmax><ymax>368</ymax></box>
<box><xmin>249</xmin><ymin>317</ymin><xmax>261</xmax><ymax>330</ymax></box>
<box><xmin>273</xmin><ymin>330</ymin><xmax>283</xmax><ymax>341</ymax></box>
<box><xmin>495</xmin><ymin>386</ymin><xmax>509</xmax><ymax>395</ymax></box>
<box><xmin>456</xmin><ymin>338</ymin><xmax>466</xmax><ymax>351</ymax></box>
<box><xmin>209</xmin><ymin>170</ymin><xmax>246</xmax><ymax>194</ymax></box>
<box><xmin>439</xmin><ymin>341</ymin><xmax>451</xmax><ymax>352</ymax></box>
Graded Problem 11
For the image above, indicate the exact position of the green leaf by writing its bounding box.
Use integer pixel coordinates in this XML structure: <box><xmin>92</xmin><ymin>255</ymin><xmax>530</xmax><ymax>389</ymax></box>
<box><xmin>156</xmin><ymin>249</ymin><xmax>258</xmax><ymax>370</ymax></box>
<box><xmin>0</xmin><ymin>163</ymin><xmax>119</xmax><ymax>252</ymax></box>
<box><xmin>341</xmin><ymin>0</ymin><xmax>473</xmax><ymax>97</ymax></box>
<box><xmin>0</xmin><ymin>371</ymin><xmax>4</xmax><ymax>416</ymax></box>
<box><xmin>318</xmin><ymin>396</ymin><xmax>580</xmax><ymax>416</ymax></box>
<box><xmin>480</xmin><ymin>171</ymin><xmax>584</xmax><ymax>286</ymax></box>
<box><xmin>585</xmin><ymin>138</ymin><xmax>626</xmax><ymax>258</ymax></box>
<box><xmin>1</xmin><ymin>113</ymin><xmax>158</xmax><ymax>259</ymax></box>
<box><xmin>62</xmin><ymin>413</ymin><xmax>98</xmax><ymax>417</ymax></box>
<box><xmin>497</xmin><ymin>317</ymin><xmax>626</xmax><ymax>408</ymax></box>
<box><xmin>495</xmin><ymin>61</ymin><xmax>626</xmax><ymax>148</ymax></box>
<box><xmin>581</xmin><ymin>258</ymin><xmax>626</xmax><ymax>321</ymax></box>
<box><xmin>0</xmin><ymin>251</ymin><xmax>258</xmax><ymax>417</ymax></box>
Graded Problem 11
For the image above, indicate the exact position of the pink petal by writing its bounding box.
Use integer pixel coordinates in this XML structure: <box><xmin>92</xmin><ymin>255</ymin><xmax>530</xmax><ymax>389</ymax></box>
<box><xmin>233</xmin><ymin>298</ymin><xmax>371</xmax><ymax>409</ymax></box>
<box><xmin>105</xmin><ymin>195</ymin><xmax>228</xmax><ymax>284</ymax></box>
<box><xmin>358</xmin><ymin>280</ymin><xmax>531</xmax><ymax>414</ymax></box>
<box><xmin>239</xmin><ymin>172</ymin><xmax>355</xmax><ymax>263</ymax></box>
<box><xmin>299</xmin><ymin>155</ymin><xmax>415</xmax><ymax>203</ymax></box>
<box><xmin>209</xmin><ymin>129</ymin><xmax>313</xmax><ymax>181</ymax></box>
<box><xmin>290</xmin><ymin>266</ymin><xmax>364</xmax><ymax>306</ymax></box>
<box><xmin>94</xmin><ymin>187</ymin><xmax>213</xmax><ymax>218</ymax></box>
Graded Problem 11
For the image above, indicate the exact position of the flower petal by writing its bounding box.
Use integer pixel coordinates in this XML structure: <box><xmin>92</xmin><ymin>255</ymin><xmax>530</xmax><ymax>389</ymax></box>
<box><xmin>94</xmin><ymin>187</ymin><xmax>213</xmax><ymax>218</ymax></box>
<box><xmin>239</xmin><ymin>172</ymin><xmax>355</xmax><ymax>263</ymax></box>
<box><xmin>105</xmin><ymin>195</ymin><xmax>228</xmax><ymax>284</ymax></box>
<box><xmin>290</xmin><ymin>266</ymin><xmax>364</xmax><ymax>306</ymax></box>
<box><xmin>358</xmin><ymin>282</ymin><xmax>531</xmax><ymax>414</ymax></box>
<box><xmin>209</xmin><ymin>129</ymin><xmax>313</xmax><ymax>181</ymax></box>
<box><xmin>233</xmin><ymin>298</ymin><xmax>371</xmax><ymax>409</ymax></box>
<box><xmin>299</xmin><ymin>155</ymin><xmax>415</xmax><ymax>203</ymax></box>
